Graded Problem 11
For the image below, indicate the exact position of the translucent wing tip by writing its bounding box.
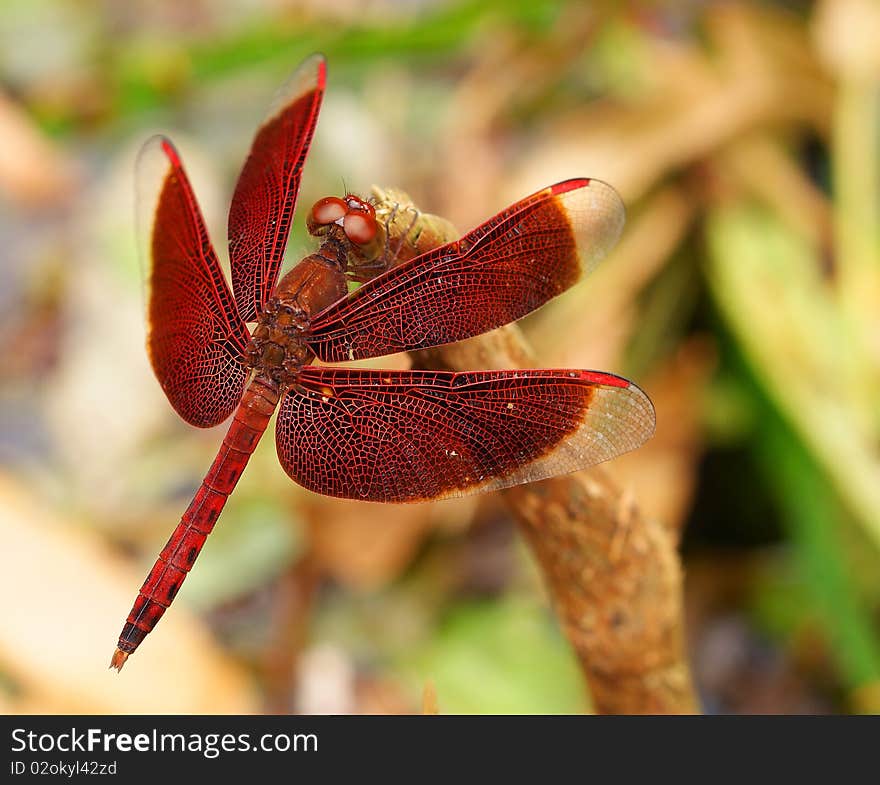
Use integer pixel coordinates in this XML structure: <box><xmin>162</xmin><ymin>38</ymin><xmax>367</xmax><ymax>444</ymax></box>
<box><xmin>302</xmin><ymin>51</ymin><xmax>327</xmax><ymax>84</ymax></box>
<box><xmin>134</xmin><ymin>134</ymin><xmax>180</xmax><ymax>315</ymax></box>
<box><xmin>313</xmin><ymin>52</ymin><xmax>327</xmax><ymax>89</ymax></box>
<box><xmin>622</xmin><ymin>377</ymin><xmax>657</xmax><ymax>448</ymax></box>
<box><xmin>579</xmin><ymin>369</ymin><xmax>657</xmax><ymax>454</ymax></box>
<box><xmin>487</xmin><ymin>372</ymin><xmax>656</xmax><ymax>493</ymax></box>
<box><xmin>134</xmin><ymin>134</ymin><xmax>178</xmax><ymax>242</ymax></box>
<box><xmin>265</xmin><ymin>52</ymin><xmax>327</xmax><ymax>123</ymax></box>
<box><xmin>551</xmin><ymin>178</ymin><xmax>626</xmax><ymax>275</ymax></box>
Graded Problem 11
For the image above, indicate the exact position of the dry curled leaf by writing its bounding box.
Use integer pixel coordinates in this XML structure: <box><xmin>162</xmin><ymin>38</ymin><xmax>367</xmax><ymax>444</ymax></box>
<box><xmin>0</xmin><ymin>473</ymin><xmax>258</xmax><ymax>714</ymax></box>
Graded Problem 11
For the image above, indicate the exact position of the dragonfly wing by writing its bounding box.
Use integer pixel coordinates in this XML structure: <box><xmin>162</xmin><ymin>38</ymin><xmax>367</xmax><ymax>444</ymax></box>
<box><xmin>136</xmin><ymin>136</ymin><xmax>249</xmax><ymax>427</ymax></box>
<box><xmin>227</xmin><ymin>54</ymin><xmax>326</xmax><ymax>322</ymax></box>
<box><xmin>305</xmin><ymin>178</ymin><xmax>625</xmax><ymax>362</ymax></box>
<box><xmin>275</xmin><ymin>366</ymin><xmax>654</xmax><ymax>502</ymax></box>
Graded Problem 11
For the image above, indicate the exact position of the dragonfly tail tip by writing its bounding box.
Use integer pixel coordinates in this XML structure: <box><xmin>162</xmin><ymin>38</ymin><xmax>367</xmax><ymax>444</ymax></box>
<box><xmin>109</xmin><ymin>648</ymin><xmax>129</xmax><ymax>672</ymax></box>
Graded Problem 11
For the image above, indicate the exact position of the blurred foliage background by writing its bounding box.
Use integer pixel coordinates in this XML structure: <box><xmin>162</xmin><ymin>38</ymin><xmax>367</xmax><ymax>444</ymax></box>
<box><xmin>1</xmin><ymin>0</ymin><xmax>879</xmax><ymax>714</ymax></box>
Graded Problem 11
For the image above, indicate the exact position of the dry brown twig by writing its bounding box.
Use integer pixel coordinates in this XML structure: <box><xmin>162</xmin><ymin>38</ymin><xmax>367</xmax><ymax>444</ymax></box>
<box><xmin>262</xmin><ymin>552</ymin><xmax>321</xmax><ymax>713</ymax></box>
<box><xmin>419</xmin><ymin>327</ymin><xmax>699</xmax><ymax>715</ymax></box>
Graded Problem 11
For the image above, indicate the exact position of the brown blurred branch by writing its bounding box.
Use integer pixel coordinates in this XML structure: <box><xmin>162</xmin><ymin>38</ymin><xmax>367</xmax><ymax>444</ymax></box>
<box><xmin>262</xmin><ymin>551</ymin><xmax>321</xmax><ymax>713</ymax></box>
<box><xmin>420</xmin><ymin>327</ymin><xmax>698</xmax><ymax>714</ymax></box>
<box><xmin>505</xmin><ymin>4</ymin><xmax>832</xmax><ymax>209</ymax></box>
<box><xmin>507</xmin><ymin>471</ymin><xmax>696</xmax><ymax>714</ymax></box>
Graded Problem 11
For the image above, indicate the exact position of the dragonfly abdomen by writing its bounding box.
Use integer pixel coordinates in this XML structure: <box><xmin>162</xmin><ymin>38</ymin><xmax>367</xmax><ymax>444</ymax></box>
<box><xmin>110</xmin><ymin>376</ymin><xmax>279</xmax><ymax>670</ymax></box>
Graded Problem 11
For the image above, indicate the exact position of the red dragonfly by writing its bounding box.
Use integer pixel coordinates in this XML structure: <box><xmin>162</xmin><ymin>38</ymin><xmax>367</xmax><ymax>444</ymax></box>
<box><xmin>111</xmin><ymin>55</ymin><xmax>655</xmax><ymax>670</ymax></box>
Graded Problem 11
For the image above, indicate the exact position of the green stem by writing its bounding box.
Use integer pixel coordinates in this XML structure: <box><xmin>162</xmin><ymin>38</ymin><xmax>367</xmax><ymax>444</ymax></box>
<box><xmin>757</xmin><ymin>408</ymin><xmax>880</xmax><ymax>712</ymax></box>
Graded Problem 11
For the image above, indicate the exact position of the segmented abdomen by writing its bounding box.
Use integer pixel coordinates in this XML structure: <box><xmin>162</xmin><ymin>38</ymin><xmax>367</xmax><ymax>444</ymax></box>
<box><xmin>114</xmin><ymin>376</ymin><xmax>279</xmax><ymax>658</ymax></box>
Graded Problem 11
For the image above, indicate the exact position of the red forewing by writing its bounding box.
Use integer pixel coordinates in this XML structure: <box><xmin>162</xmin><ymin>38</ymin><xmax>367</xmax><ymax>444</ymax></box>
<box><xmin>228</xmin><ymin>53</ymin><xmax>326</xmax><ymax>322</ymax></box>
<box><xmin>275</xmin><ymin>366</ymin><xmax>655</xmax><ymax>502</ymax></box>
<box><xmin>136</xmin><ymin>136</ymin><xmax>249</xmax><ymax>427</ymax></box>
<box><xmin>305</xmin><ymin>178</ymin><xmax>625</xmax><ymax>363</ymax></box>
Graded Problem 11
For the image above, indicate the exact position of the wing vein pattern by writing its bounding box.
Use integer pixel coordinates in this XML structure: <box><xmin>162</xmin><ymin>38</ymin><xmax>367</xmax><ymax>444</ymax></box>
<box><xmin>306</xmin><ymin>178</ymin><xmax>625</xmax><ymax>362</ymax></box>
<box><xmin>276</xmin><ymin>366</ymin><xmax>655</xmax><ymax>502</ymax></box>
<box><xmin>137</xmin><ymin>136</ymin><xmax>249</xmax><ymax>427</ymax></box>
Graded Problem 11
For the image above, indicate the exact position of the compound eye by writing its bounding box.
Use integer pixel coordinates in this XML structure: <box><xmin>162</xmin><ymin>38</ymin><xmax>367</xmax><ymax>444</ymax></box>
<box><xmin>343</xmin><ymin>211</ymin><xmax>378</xmax><ymax>245</ymax></box>
<box><xmin>310</xmin><ymin>196</ymin><xmax>348</xmax><ymax>225</ymax></box>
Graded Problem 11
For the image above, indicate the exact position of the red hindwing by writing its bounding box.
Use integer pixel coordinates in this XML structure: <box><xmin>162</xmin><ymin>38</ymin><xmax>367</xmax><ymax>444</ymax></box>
<box><xmin>275</xmin><ymin>366</ymin><xmax>654</xmax><ymax>502</ymax></box>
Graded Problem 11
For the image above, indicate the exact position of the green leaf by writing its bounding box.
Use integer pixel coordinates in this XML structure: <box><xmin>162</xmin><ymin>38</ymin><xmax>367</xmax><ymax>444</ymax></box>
<box><xmin>400</xmin><ymin>597</ymin><xmax>585</xmax><ymax>714</ymax></box>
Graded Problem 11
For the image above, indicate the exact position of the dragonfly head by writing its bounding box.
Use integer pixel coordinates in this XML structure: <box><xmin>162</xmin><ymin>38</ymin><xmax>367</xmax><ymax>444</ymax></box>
<box><xmin>307</xmin><ymin>194</ymin><xmax>378</xmax><ymax>246</ymax></box>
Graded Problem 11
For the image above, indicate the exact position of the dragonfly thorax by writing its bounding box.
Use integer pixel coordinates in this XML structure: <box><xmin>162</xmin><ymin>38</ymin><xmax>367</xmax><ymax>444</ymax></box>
<box><xmin>245</xmin><ymin>252</ymin><xmax>349</xmax><ymax>383</ymax></box>
<box><xmin>246</xmin><ymin>302</ymin><xmax>312</xmax><ymax>383</ymax></box>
